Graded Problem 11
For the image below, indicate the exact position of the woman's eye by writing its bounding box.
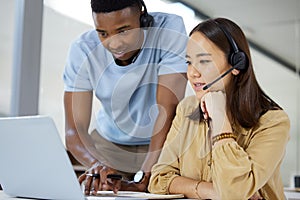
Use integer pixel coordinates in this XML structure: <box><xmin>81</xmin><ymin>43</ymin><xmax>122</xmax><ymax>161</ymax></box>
<box><xmin>200</xmin><ymin>60</ymin><xmax>211</xmax><ymax>64</ymax></box>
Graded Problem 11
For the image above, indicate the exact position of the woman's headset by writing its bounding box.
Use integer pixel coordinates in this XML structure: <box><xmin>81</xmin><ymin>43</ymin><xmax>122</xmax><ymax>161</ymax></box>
<box><xmin>214</xmin><ymin>20</ymin><xmax>248</xmax><ymax>71</ymax></box>
<box><xmin>203</xmin><ymin>20</ymin><xmax>249</xmax><ymax>90</ymax></box>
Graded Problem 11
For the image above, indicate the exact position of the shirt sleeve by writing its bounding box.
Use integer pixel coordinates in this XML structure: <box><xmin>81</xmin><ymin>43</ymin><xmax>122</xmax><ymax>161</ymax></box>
<box><xmin>156</xmin><ymin>15</ymin><xmax>188</xmax><ymax>75</ymax></box>
<box><xmin>211</xmin><ymin>110</ymin><xmax>290</xmax><ymax>199</ymax></box>
<box><xmin>148</xmin><ymin>101</ymin><xmax>184</xmax><ymax>194</ymax></box>
<box><xmin>63</xmin><ymin>41</ymin><xmax>93</xmax><ymax>92</ymax></box>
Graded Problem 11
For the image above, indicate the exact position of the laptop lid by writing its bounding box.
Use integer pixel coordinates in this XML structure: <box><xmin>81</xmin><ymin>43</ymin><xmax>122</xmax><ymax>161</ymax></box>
<box><xmin>0</xmin><ymin>115</ymin><xmax>85</xmax><ymax>200</ymax></box>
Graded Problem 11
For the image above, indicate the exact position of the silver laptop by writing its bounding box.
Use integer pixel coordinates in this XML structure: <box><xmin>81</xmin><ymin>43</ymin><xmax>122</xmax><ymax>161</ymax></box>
<box><xmin>0</xmin><ymin>115</ymin><xmax>85</xmax><ymax>200</ymax></box>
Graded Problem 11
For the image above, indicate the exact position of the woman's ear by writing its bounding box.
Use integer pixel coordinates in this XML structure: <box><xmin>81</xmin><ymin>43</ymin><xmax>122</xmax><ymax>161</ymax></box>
<box><xmin>232</xmin><ymin>68</ymin><xmax>240</xmax><ymax>76</ymax></box>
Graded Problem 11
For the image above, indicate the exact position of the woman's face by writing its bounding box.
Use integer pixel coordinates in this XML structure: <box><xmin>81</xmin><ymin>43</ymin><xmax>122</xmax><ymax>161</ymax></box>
<box><xmin>93</xmin><ymin>7</ymin><xmax>143</xmax><ymax>63</ymax></box>
<box><xmin>186</xmin><ymin>32</ymin><xmax>232</xmax><ymax>101</ymax></box>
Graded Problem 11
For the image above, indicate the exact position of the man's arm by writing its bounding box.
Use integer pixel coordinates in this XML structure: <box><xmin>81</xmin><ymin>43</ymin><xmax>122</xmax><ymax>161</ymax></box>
<box><xmin>65</xmin><ymin>91</ymin><xmax>120</xmax><ymax>195</ymax></box>
<box><xmin>64</xmin><ymin>91</ymin><xmax>98</xmax><ymax>167</ymax></box>
<box><xmin>141</xmin><ymin>73</ymin><xmax>187</xmax><ymax>177</ymax></box>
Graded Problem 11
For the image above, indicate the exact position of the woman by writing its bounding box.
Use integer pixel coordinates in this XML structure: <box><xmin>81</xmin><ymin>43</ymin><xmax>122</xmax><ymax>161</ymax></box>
<box><xmin>148</xmin><ymin>18</ymin><xmax>290</xmax><ymax>199</ymax></box>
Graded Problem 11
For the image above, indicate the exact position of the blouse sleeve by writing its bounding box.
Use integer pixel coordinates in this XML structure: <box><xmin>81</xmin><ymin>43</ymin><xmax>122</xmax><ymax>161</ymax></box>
<box><xmin>211</xmin><ymin>110</ymin><xmax>290</xmax><ymax>199</ymax></box>
<box><xmin>148</xmin><ymin>101</ymin><xmax>185</xmax><ymax>194</ymax></box>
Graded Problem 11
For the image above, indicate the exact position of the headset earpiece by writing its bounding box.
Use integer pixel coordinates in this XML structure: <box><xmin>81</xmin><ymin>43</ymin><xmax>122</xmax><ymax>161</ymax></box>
<box><xmin>140</xmin><ymin>13</ymin><xmax>153</xmax><ymax>27</ymax></box>
<box><xmin>139</xmin><ymin>0</ymin><xmax>153</xmax><ymax>27</ymax></box>
<box><xmin>214</xmin><ymin>20</ymin><xmax>248</xmax><ymax>71</ymax></box>
<box><xmin>230</xmin><ymin>51</ymin><xmax>248</xmax><ymax>71</ymax></box>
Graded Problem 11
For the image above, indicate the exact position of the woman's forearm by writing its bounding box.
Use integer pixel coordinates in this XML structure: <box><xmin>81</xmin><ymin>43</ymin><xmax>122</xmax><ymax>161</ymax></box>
<box><xmin>169</xmin><ymin>176</ymin><xmax>219</xmax><ymax>199</ymax></box>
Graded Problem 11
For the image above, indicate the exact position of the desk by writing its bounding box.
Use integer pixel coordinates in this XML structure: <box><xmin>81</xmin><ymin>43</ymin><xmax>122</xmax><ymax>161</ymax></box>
<box><xmin>0</xmin><ymin>190</ymin><xmax>185</xmax><ymax>200</ymax></box>
<box><xmin>284</xmin><ymin>188</ymin><xmax>300</xmax><ymax>200</ymax></box>
<box><xmin>0</xmin><ymin>193</ymin><xmax>132</xmax><ymax>200</ymax></box>
<box><xmin>1</xmin><ymin>190</ymin><xmax>300</xmax><ymax>200</ymax></box>
<box><xmin>0</xmin><ymin>191</ymin><xmax>136</xmax><ymax>200</ymax></box>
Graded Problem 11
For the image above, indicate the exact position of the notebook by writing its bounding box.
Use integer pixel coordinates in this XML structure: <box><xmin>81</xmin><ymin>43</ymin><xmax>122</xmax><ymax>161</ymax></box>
<box><xmin>0</xmin><ymin>115</ymin><xmax>86</xmax><ymax>200</ymax></box>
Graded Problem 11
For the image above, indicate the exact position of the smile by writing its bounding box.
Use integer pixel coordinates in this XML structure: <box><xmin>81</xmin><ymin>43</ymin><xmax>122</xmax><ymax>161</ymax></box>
<box><xmin>193</xmin><ymin>82</ymin><xmax>205</xmax><ymax>91</ymax></box>
<box><xmin>112</xmin><ymin>51</ymin><xmax>126</xmax><ymax>59</ymax></box>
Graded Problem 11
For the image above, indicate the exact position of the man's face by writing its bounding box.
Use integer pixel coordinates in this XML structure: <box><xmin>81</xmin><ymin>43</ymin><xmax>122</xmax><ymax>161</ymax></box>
<box><xmin>93</xmin><ymin>7</ymin><xmax>144</xmax><ymax>62</ymax></box>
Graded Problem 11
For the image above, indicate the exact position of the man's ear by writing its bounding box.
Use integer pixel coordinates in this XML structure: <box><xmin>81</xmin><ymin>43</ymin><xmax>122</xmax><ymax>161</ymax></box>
<box><xmin>232</xmin><ymin>68</ymin><xmax>240</xmax><ymax>76</ymax></box>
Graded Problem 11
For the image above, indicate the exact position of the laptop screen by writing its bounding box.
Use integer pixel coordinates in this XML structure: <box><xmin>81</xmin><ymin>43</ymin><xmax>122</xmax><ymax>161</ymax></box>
<box><xmin>0</xmin><ymin>115</ymin><xmax>85</xmax><ymax>200</ymax></box>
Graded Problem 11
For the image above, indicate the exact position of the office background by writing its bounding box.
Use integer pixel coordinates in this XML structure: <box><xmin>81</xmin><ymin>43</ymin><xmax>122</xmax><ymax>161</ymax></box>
<box><xmin>0</xmin><ymin>0</ymin><xmax>299</xmax><ymax>187</ymax></box>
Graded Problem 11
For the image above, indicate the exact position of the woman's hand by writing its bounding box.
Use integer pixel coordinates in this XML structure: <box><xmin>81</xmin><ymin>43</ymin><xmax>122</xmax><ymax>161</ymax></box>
<box><xmin>79</xmin><ymin>162</ymin><xmax>119</xmax><ymax>195</ymax></box>
<box><xmin>200</xmin><ymin>91</ymin><xmax>232</xmax><ymax>137</ymax></box>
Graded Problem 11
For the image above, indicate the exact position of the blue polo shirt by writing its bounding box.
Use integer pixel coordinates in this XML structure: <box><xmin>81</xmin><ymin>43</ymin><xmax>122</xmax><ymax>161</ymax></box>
<box><xmin>63</xmin><ymin>12</ymin><xmax>187</xmax><ymax>145</ymax></box>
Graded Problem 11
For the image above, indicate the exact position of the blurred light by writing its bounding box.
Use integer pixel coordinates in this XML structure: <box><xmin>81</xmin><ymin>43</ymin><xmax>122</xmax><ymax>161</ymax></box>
<box><xmin>44</xmin><ymin>0</ymin><xmax>202</xmax><ymax>32</ymax></box>
<box><xmin>44</xmin><ymin>0</ymin><xmax>93</xmax><ymax>26</ymax></box>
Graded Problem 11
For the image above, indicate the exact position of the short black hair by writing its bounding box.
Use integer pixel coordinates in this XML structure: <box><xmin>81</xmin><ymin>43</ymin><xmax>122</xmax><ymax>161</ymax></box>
<box><xmin>91</xmin><ymin>0</ymin><xmax>141</xmax><ymax>13</ymax></box>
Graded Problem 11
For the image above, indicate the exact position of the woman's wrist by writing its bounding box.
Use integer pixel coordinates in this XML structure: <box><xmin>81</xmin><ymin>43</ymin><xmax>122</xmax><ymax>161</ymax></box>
<box><xmin>212</xmin><ymin>132</ymin><xmax>236</xmax><ymax>145</ymax></box>
<box><xmin>195</xmin><ymin>181</ymin><xmax>219</xmax><ymax>199</ymax></box>
<box><xmin>195</xmin><ymin>181</ymin><xmax>202</xmax><ymax>199</ymax></box>
<box><xmin>210</xmin><ymin>120</ymin><xmax>232</xmax><ymax>137</ymax></box>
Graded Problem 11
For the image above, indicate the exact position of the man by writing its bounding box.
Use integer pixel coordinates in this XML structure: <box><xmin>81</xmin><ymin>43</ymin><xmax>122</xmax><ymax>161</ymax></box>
<box><xmin>63</xmin><ymin>0</ymin><xmax>187</xmax><ymax>194</ymax></box>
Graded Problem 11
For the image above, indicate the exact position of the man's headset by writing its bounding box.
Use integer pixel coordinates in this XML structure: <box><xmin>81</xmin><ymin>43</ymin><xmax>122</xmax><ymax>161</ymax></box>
<box><xmin>203</xmin><ymin>20</ymin><xmax>248</xmax><ymax>90</ymax></box>
<box><xmin>139</xmin><ymin>0</ymin><xmax>153</xmax><ymax>27</ymax></box>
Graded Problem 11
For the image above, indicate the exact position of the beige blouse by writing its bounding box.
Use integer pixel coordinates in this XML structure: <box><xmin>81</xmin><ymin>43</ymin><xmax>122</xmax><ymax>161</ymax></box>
<box><xmin>148</xmin><ymin>95</ymin><xmax>290</xmax><ymax>200</ymax></box>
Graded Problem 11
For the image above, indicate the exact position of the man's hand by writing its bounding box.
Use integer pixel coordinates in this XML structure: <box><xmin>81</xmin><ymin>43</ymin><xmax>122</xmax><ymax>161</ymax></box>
<box><xmin>79</xmin><ymin>162</ymin><xmax>118</xmax><ymax>195</ymax></box>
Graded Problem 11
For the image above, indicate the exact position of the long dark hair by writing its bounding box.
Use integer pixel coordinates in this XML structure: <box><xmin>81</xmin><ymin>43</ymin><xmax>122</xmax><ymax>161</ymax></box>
<box><xmin>189</xmin><ymin>18</ymin><xmax>281</xmax><ymax>128</ymax></box>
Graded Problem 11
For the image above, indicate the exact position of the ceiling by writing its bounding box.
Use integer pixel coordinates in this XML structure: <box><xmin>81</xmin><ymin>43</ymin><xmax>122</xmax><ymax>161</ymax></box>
<box><xmin>168</xmin><ymin>0</ymin><xmax>300</xmax><ymax>75</ymax></box>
